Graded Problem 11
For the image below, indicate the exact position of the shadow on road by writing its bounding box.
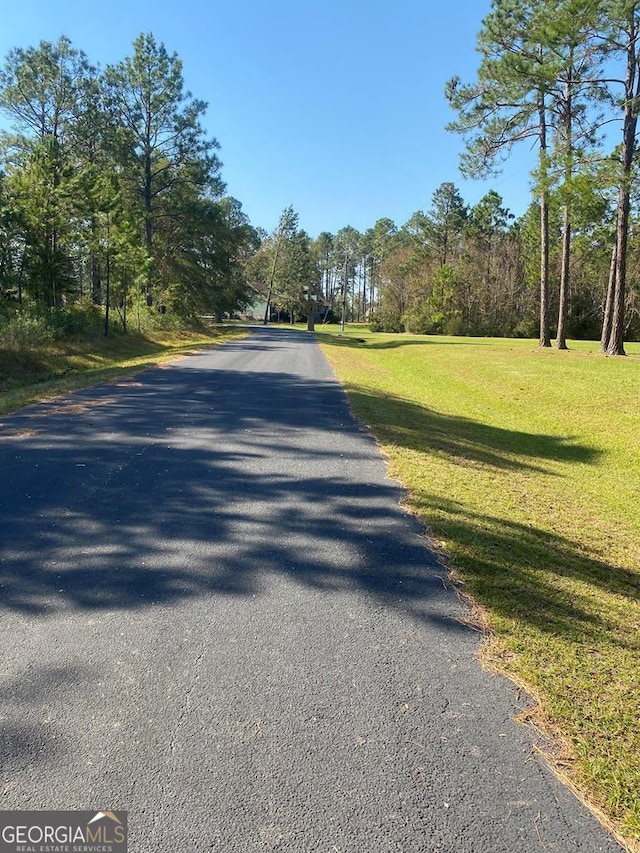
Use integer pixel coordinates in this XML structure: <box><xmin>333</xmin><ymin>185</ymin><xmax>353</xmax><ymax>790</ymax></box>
<box><xmin>0</xmin><ymin>665</ymin><xmax>93</xmax><ymax>767</ymax></box>
<box><xmin>1</xmin><ymin>335</ymin><xmax>625</xmax><ymax>658</ymax></box>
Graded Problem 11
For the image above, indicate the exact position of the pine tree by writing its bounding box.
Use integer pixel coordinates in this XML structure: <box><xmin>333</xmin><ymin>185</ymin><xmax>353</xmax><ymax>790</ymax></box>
<box><xmin>104</xmin><ymin>33</ymin><xmax>223</xmax><ymax>304</ymax></box>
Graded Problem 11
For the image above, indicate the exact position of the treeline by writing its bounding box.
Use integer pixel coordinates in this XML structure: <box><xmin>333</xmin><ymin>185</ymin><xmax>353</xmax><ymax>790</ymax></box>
<box><xmin>309</xmin><ymin>1</ymin><xmax>640</xmax><ymax>349</ymax></box>
<box><xmin>310</xmin><ymin>178</ymin><xmax>639</xmax><ymax>342</ymax></box>
<box><xmin>0</xmin><ymin>33</ymin><xmax>260</xmax><ymax>336</ymax></box>
<box><xmin>4</xmin><ymin>7</ymin><xmax>640</xmax><ymax>353</ymax></box>
<box><xmin>446</xmin><ymin>0</ymin><xmax>640</xmax><ymax>354</ymax></box>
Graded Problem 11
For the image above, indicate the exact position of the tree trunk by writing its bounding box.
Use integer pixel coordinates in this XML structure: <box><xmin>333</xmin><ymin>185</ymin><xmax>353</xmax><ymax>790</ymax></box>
<box><xmin>340</xmin><ymin>256</ymin><xmax>348</xmax><ymax>333</ymax></box>
<box><xmin>144</xmin><ymin>142</ymin><xmax>153</xmax><ymax>299</ymax></box>
<box><xmin>556</xmin><ymin>206</ymin><xmax>570</xmax><ymax>349</ymax></box>
<box><xmin>104</xmin><ymin>218</ymin><xmax>111</xmax><ymax>337</ymax></box>
<box><xmin>539</xmin><ymin>191</ymin><xmax>551</xmax><ymax>347</ymax></box>
<box><xmin>556</xmin><ymin>68</ymin><xmax>573</xmax><ymax>351</ymax></box>
<box><xmin>90</xmin><ymin>215</ymin><xmax>101</xmax><ymax>304</ymax></box>
<box><xmin>538</xmin><ymin>92</ymin><xmax>551</xmax><ymax>347</ymax></box>
<box><xmin>17</xmin><ymin>249</ymin><xmax>25</xmax><ymax>306</ymax></box>
<box><xmin>362</xmin><ymin>262</ymin><xmax>368</xmax><ymax>320</ymax></box>
<box><xmin>600</xmin><ymin>241</ymin><xmax>617</xmax><ymax>352</ymax></box>
<box><xmin>606</xmin><ymin>9</ymin><xmax>640</xmax><ymax>356</ymax></box>
<box><xmin>263</xmin><ymin>233</ymin><xmax>282</xmax><ymax>325</ymax></box>
<box><xmin>607</xmin><ymin>182</ymin><xmax>631</xmax><ymax>356</ymax></box>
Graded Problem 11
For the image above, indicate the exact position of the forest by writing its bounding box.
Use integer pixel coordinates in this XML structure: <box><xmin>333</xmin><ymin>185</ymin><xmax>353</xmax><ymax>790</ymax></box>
<box><xmin>2</xmin><ymin>1</ymin><xmax>640</xmax><ymax>355</ymax></box>
<box><xmin>289</xmin><ymin>0</ymin><xmax>640</xmax><ymax>353</ymax></box>
<box><xmin>0</xmin><ymin>33</ymin><xmax>260</xmax><ymax>342</ymax></box>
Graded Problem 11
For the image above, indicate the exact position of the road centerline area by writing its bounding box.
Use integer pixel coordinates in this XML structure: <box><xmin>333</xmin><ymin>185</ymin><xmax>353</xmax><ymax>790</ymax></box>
<box><xmin>0</xmin><ymin>327</ymin><xmax>621</xmax><ymax>852</ymax></box>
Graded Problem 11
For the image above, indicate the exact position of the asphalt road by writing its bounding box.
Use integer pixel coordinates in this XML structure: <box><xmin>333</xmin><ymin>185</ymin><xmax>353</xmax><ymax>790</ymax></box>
<box><xmin>0</xmin><ymin>327</ymin><xmax>622</xmax><ymax>852</ymax></box>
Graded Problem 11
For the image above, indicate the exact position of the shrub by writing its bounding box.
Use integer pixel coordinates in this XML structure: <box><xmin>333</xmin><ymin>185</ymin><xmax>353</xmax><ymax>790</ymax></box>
<box><xmin>403</xmin><ymin>306</ymin><xmax>445</xmax><ymax>335</ymax></box>
<box><xmin>0</xmin><ymin>312</ymin><xmax>53</xmax><ymax>350</ymax></box>
<box><xmin>445</xmin><ymin>315</ymin><xmax>468</xmax><ymax>336</ymax></box>
<box><xmin>48</xmin><ymin>302</ymin><xmax>104</xmax><ymax>340</ymax></box>
<box><xmin>0</xmin><ymin>302</ymin><xmax>108</xmax><ymax>349</ymax></box>
<box><xmin>510</xmin><ymin>317</ymin><xmax>539</xmax><ymax>338</ymax></box>
<box><xmin>369</xmin><ymin>312</ymin><xmax>404</xmax><ymax>333</ymax></box>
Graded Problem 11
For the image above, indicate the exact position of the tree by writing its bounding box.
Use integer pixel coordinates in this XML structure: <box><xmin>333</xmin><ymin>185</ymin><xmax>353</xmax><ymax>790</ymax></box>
<box><xmin>313</xmin><ymin>231</ymin><xmax>334</xmax><ymax>303</ymax></box>
<box><xmin>0</xmin><ymin>32</ymin><xmax>258</xmax><ymax>330</ymax></box>
<box><xmin>332</xmin><ymin>226</ymin><xmax>361</xmax><ymax>328</ymax></box>
<box><xmin>466</xmin><ymin>191</ymin><xmax>513</xmax><ymax>330</ymax></box>
<box><xmin>69</xmin><ymin>64</ymin><xmax>113</xmax><ymax>305</ymax></box>
<box><xmin>362</xmin><ymin>218</ymin><xmax>397</xmax><ymax>317</ymax></box>
<box><xmin>446</xmin><ymin>0</ymin><xmax>558</xmax><ymax>346</ymax></box>
<box><xmin>542</xmin><ymin>4</ymin><xmax>606</xmax><ymax>350</ymax></box>
<box><xmin>273</xmin><ymin>229</ymin><xmax>319</xmax><ymax>323</ymax></box>
<box><xmin>600</xmin><ymin>3</ymin><xmax>640</xmax><ymax>355</ymax></box>
<box><xmin>427</xmin><ymin>182</ymin><xmax>468</xmax><ymax>267</ymax></box>
<box><xmin>373</xmin><ymin>235</ymin><xmax>416</xmax><ymax>332</ymax></box>
<box><xmin>203</xmin><ymin>197</ymin><xmax>260</xmax><ymax>319</ymax></box>
<box><xmin>261</xmin><ymin>205</ymin><xmax>298</xmax><ymax>324</ymax></box>
<box><xmin>0</xmin><ymin>172</ymin><xmax>26</xmax><ymax>305</ymax></box>
<box><xmin>0</xmin><ymin>36</ymin><xmax>92</xmax><ymax>306</ymax></box>
<box><xmin>104</xmin><ymin>33</ymin><xmax>223</xmax><ymax>302</ymax></box>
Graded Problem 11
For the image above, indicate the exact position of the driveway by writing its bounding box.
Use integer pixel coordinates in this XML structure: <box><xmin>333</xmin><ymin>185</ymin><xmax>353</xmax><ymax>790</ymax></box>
<box><xmin>0</xmin><ymin>327</ymin><xmax>621</xmax><ymax>851</ymax></box>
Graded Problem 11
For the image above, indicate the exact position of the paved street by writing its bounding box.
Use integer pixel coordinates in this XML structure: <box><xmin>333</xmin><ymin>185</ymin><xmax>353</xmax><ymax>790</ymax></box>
<box><xmin>0</xmin><ymin>327</ymin><xmax>621</xmax><ymax>851</ymax></box>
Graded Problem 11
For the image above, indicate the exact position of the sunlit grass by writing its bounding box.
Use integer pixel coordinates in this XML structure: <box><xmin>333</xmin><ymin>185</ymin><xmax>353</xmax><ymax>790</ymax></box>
<box><xmin>0</xmin><ymin>325</ymin><xmax>246</xmax><ymax>416</ymax></box>
<box><xmin>318</xmin><ymin>326</ymin><xmax>640</xmax><ymax>849</ymax></box>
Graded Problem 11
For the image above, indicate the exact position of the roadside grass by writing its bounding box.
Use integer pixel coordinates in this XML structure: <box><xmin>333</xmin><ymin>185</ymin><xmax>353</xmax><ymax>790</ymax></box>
<box><xmin>317</xmin><ymin>326</ymin><xmax>640</xmax><ymax>849</ymax></box>
<box><xmin>0</xmin><ymin>324</ymin><xmax>246</xmax><ymax>416</ymax></box>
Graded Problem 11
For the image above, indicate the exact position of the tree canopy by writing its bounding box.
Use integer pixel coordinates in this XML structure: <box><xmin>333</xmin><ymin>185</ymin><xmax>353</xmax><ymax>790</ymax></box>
<box><xmin>0</xmin><ymin>33</ymin><xmax>259</xmax><ymax>330</ymax></box>
<box><xmin>2</xmin><ymin>16</ymin><xmax>639</xmax><ymax>353</ymax></box>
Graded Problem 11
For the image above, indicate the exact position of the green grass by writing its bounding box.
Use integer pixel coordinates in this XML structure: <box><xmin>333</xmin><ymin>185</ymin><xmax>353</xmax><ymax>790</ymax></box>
<box><xmin>317</xmin><ymin>326</ymin><xmax>640</xmax><ymax>849</ymax></box>
<box><xmin>0</xmin><ymin>324</ymin><xmax>247</xmax><ymax>416</ymax></box>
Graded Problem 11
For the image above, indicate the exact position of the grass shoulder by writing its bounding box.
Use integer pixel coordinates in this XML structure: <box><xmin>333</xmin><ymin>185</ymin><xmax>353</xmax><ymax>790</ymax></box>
<box><xmin>0</xmin><ymin>324</ymin><xmax>246</xmax><ymax>417</ymax></box>
<box><xmin>318</xmin><ymin>325</ymin><xmax>640</xmax><ymax>851</ymax></box>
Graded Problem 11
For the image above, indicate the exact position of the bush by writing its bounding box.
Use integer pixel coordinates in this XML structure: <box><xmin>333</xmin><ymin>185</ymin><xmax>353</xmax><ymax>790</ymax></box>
<box><xmin>402</xmin><ymin>306</ymin><xmax>445</xmax><ymax>335</ymax></box>
<box><xmin>0</xmin><ymin>302</ymin><xmax>107</xmax><ymax>349</ymax></box>
<box><xmin>0</xmin><ymin>312</ymin><xmax>53</xmax><ymax>350</ymax></box>
<box><xmin>510</xmin><ymin>317</ymin><xmax>539</xmax><ymax>338</ymax></box>
<box><xmin>445</xmin><ymin>315</ymin><xmax>468</xmax><ymax>336</ymax></box>
<box><xmin>369</xmin><ymin>312</ymin><xmax>404</xmax><ymax>333</ymax></box>
<box><xmin>48</xmin><ymin>302</ymin><xmax>104</xmax><ymax>340</ymax></box>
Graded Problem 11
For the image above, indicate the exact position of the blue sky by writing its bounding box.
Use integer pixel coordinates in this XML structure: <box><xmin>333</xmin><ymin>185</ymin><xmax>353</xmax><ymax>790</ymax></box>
<box><xmin>0</xmin><ymin>0</ymin><xmax>537</xmax><ymax>237</ymax></box>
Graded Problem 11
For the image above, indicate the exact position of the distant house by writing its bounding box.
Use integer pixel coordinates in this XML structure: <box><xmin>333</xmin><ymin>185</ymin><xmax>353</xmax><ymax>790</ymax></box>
<box><xmin>245</xmin><ymin>282</ymin><xmax>269</xmax><ymax>321</ymax></box>
<box><xmin>245</xmin><ymin>281</ymin><xmax>333</xmax><ymax>324</ymax></box>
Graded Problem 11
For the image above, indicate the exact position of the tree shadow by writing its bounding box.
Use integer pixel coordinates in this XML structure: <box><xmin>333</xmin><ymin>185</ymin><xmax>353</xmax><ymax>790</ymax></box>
<box><xmin>0</xmin><ymin>335</ymin><xmax>627</xmax><ymax>656</ymax></box>
<box><xmin>345</xmin><ymin>384</ymin><xmax>601</xmax><ymax>474</ymax></box>
<box><xmin>0</xmin><ymin>721</ymin><xmax>64</xmax><ymax>766</ymax></box>
<box><xmin>0</xmin><ymin>666</ymin><xmax>92</xmax><ymax>769</ymax></box>
<box><xmin>410</xmin><ymin>492</ymin><xmax>640</xmax><ymax>650</ymax></box>
<box><xmin>365</xmin><ymin>338</ymin><xmax>498</xmax><ymax>350</ymax></box>
<box><xmin>332</xmin><ymin>381</ymin><xmax>637</xmax><ymax>649</ymax></box>
<box><xmin>315</xmin><ymin>331</ymin><xmax>500</xmax><ymax>350</ymax></box>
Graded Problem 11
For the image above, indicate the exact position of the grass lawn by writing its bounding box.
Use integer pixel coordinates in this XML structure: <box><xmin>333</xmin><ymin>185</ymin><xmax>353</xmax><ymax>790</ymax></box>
<box><xmin>317</xmin><ymin>326</ymin><xmax>640</xmax><ymax>850</ymax></box>
<box><xmin>0</xmin><ymin>324</ymin><xmax>246</xmax><ymax>416</ymax></box>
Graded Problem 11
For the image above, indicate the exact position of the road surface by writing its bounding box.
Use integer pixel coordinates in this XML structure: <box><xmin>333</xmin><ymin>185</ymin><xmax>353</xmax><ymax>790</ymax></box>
<box><xmin>0</xmin><ymin>327</ymin><xmax>621</xmax><ymax>851</ymax></box>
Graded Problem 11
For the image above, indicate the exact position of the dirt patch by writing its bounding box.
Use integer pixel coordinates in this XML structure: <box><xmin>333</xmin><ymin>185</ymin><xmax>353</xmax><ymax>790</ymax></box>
<box><xmin>0</xmin><ymin>427</ymin><xmax>37</xmax><ymax>439</ymax></box>
<box><xmin>41</xmin><ymin>397</ymin><xmax>117</xmax><ymax>416</ymax></box>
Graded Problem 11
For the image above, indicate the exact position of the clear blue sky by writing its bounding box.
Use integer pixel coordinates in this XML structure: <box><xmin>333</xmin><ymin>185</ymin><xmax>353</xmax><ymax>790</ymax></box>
<box><xmin>0</xmin><ymin>0</ymin><xmax>536</xmax><ymax>237</ymax></box>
